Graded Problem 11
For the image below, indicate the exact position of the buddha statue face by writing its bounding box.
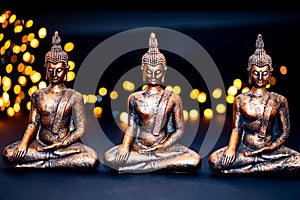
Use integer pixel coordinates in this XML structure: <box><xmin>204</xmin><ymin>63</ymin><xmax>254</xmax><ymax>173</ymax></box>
<box><xmin>250</xmin><ymin>65</ymin><xmax>270</xmax><ymax>88</ymax></box>
<box><xmin>143</xmin><ymin>64</ymin><xmax>165</xmax><ymax>85</ymax></box>
<box><xmin>46</xmin><ymin>62</ymin><xmax>66</xmax><ymax>85</ymax></box>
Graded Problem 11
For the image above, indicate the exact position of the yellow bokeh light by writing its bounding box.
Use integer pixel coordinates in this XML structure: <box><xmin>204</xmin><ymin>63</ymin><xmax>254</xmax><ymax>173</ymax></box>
<box><xmin>20</xmin><ymin>44</ymin><xmax>27</xmax><ymax>52</ymax></box>
<box><xmin>30</xmin><ymin>38</ymin><xmax>39</xmax><ymax>48</ymax></box>
<box><xmin>13</xmin><ymin>45</ymin><xmax>21</xmax><ymax>54</ymax></box>
<box><xmin>123</xmin><ymin>81</ymin><xmax>129</xmax><ymax>90</ymax></box>
<box><xmin>183</xmin><ymin>110</ymin><xmax>189</xmax><ymax>122</ymax></box>
<box><xmin>9</xmin><ymin>14</ymin><xmax>16</xmax><ymax>24</ymax></box>
<box><xmin>14</xmin><ymin>103</ymin><xmax>20</xmax><ymax>112</ymax></box>
<box><xmin>38</xmin><ymin>81</ymin><xmax>47</xmax><ymax>89</ymax></box>
<box><xmin>64</xmin><ymin>42</ymin><xmax>74</xmax><ymax>52</ymax></box>
<box><xmin>18</xmin><ymin>76</ymin><xmax>27</xmax><ymax>86</ymax></box>
<box><xmin>123</xmin><ymin>81</ymin><xmax>135</xmax><ymax>92</ymax></box>
<box><xmin>67</xmin><ymin>71</ymin><xmax>75</xmax><ymax>81</ymax></box>
<box><xmin>23</xmin><ymin>52</ymin><xmax>31</xmax><ymax>63</ymax></box>
<box><xmin>204</xmin><ymin>108</ymin><xmax>213</xmax><ymax>120</ymax></box>
<box><xmin>241</xmin><ymin>87</ymin><xmax>250</xmax><ymax>93</ymax></box>
<box><xmin>0</xmin><ymin>33</ymin><xmax>4</xmax><ymax>42</ymax></box>
<box><xmin>94</xmin><ymin>107</ymin><xmax>103</xmax><ymax>118</ymax></box>
<box><xmin>25</xmin><ymin>20</ymin><xmax>33</xmax><ymax>28</ymax></box>
<box><xmin>119</xmin><ymin>112</ymin><xmax>128</xmax><ymax>124</ymax></box>
<box><xmin>30</xmin><ymin>71</ymin><xmax>41</xmax><ymax>83</ymax></box>
<box><xmin>5</xmin><ymin>99</ymin><xmax>10</xmax><ymax>107</ymax></box>
<box><xmin>1</xmin><ymin>46</ymin><xmax>6</xmax><ymax>55</ymax></box>
<box><xmin>212</xmin><ymin>88</ymin><xmax>222</xmax><ymax>99</ymax></box>
<box><xmin>197</xmin><ymin>92</ymin><xmax>207</xmax><ymax>103</ymax></box>
<box><xmin>233</xmin><ymin>79</ymin><xmax>242</xmax><ymax>90</ymax></box>
<box><xmin>190</xmin><ymin>89</ymin><xmax>200</xmax><ymax>100</ymax></box>
<box><xmin>29</xmin><ymin>54</ymin><xmax>35</xmax><ymax>64</ymax></box>
<box><xmin>27</xmin><ymin>101</ymin><xmax>31</xmax><ymax>110</ymax></box>
<box><xmin>226</xmin><ymin>95</ymin><xmax>235</xmax><ymax>104</ymax></box>
<box><xmin>24</xmin><ymin>65</ymin><xmax>32</xmax><ymax>75</ymax></box>
<box><xmin>6</xmin><ymin>64</ymin><xmax>13</xmax><ymax>73</ymax></box>
<box><xmin>216</xmin><ymin>103</ymin><xmax>226</xmax><ymax>114</ymax></box>
<box><xmin>173</xmin><ymin>86</ymin><xmax>181</xmax><ymax>94</ymax></box>
<box><xmin>0</xmin><ymin>98</ymin><xmax>3</xmax><ymax>107</ymax></box>
<box><xmin>2</xmin><ymin>76</ymin><xmax>12</xmax><ymax>90</ymax></box>
<box><xmin>3</xmin><ymin>92</ymin><xmax>10</xmax><ymax>103</ymax></box>
<box><xmin>38</xmin><ymin>27</ymin><xmax>47</xmax><ymax>39</ymax></box>
<box><xmin>165</xmin><ymin>85</ymin><xmax>173</xmax><ymax>91</ymax></box>
<box><xmin>14</xmin><ymin>85</ymin><xmax>21</xmax><ymax>94</ymax></box>
<box><xmin>127</xmin><ymin>82</ymin><xmax>135</xmax><ymax>91</ymax></box>
<box><xmin>142</xmin><ymin>85</ymin><xmax>147</xmax><ymax>90</ymax></box>
<box><xmin>7</xmin><ymin>107</ymin><xmax>15</xmax><ymax>117</ymax></box>
<box><xmin>189</xmin><ymin>109</ymin><xmax>199</xmax><ymax>121</ymax></box>
<box><xmin>27</xmin><ymin>33</ymin><xmax>35</xmax><ymax>41</ymax></box>
<box><xmin>87</xmin><ymin>94</ymin><xmax>97</xmax><ymax>103</ymax></box>
<box><xmin>82</xmin><ymin>95</ymin><xmax>88</xmax><ymax>104</ymax></box>
<box><xmin>4</xmin><ymin>39</ymin><xmax>11</xmax><ymax>49</ymax></box>
<box><xmin>0</xmin><ymin>14</ymin><xmax>6</xmax><ymax>23</ymax></box>
<box><xmin>14</xmin><ymin>25</ymin><xmax>23</xmax><ymax>33</ymax></box>
<box><xmin>110</xmin><ymin>91</ymin><xmax>118</xmax><ymax>99</ymax></box>
<box><xmin>68</xmin><ymin>61</ymin><xmax>75</xmax><ymax>70</ymax></box>
<box><xmin>228</xmin><ymin>85</ymin><xmax>238</xmax><ymax>96</ymax></box>
<box><xmin>99</xmin><ymin>87</ymin><xmax>107</xmax><ymax>96</ymax></box>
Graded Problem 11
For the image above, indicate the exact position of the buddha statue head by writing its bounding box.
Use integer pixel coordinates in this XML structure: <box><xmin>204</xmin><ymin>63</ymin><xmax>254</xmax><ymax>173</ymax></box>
<box><xmin>247</xmin><ymin>34</ymin><xmax>273</xmax><ymax>85</ymax></box>
<box><xmin>141</xmin><ymin>32</ymin><xmax>167</xmax><ymax>85</ymax></box>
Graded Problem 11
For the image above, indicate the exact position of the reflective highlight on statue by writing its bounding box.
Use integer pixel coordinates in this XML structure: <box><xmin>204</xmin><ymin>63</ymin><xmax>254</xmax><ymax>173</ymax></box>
<box><xmin>2</xmin><ymin>31</ymin><xmax>100</xmax><ymax>171</ymax></box>
<box><xmin>103</xmin><ymin>32</ymin><xmax>201</xmax><ymax>173</ymax></box>
<box><xmin>208</xmin><ymin>34</ymin><xmax>300</xmax><ymax>174</ymax></box>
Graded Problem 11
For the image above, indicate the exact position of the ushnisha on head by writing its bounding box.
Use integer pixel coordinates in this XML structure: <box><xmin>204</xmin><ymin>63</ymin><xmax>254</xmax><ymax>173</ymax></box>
<box><xmin>44</xmin><ymin>31</ymin><xmax>69</xmax><ymax>71</ymax></box>
<box><xmin>247</xmin><ymin>34</ymin><xmax>273</xmax><ymax>74</ymax></box>
<box><xmin>141</xmin><ymin>32</ymin><xmax>167</xmax><ymax>84</ymax></box>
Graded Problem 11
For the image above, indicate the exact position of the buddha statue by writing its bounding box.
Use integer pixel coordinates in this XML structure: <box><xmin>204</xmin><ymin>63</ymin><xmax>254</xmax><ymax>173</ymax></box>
<box><xmin>2</xmin><ymin>31</ymin><xmax>100</xmax><ymax>171</ymax></box>
<box><xmin>208</xmin><ymin>34</ymin><xmax>300</xmax><ymax>174</ymax></box>
<box><xmin>103</xmin><ymin>32</ymin><xmax>201</xmax><ymax>173</ymax></box>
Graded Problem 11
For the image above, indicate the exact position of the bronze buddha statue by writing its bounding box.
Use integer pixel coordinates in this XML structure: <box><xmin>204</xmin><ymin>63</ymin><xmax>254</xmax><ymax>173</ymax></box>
<box><xmin>208</xmin><ymin>34</ymin><xmax>300</xmax><ymax>174</ymax></box>
<box><xmin>103</xmin><ymin>32</ymin><xmax>201</xmax><ymax>173</ymax></box>
<box><xmin>2</xmin><ymin>31</ymin><xmax>100</xmax><ymax>171</ymax></box>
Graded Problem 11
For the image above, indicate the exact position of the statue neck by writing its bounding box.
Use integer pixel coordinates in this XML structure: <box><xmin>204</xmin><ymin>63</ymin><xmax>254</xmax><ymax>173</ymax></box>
<box><xmin>144</xmin><ymin>84</ymin><xmax>163</xmax><ymax>96</ymax></box>
<box><xmin>251</xmin><ymin>86</ymin><xmax>268</xmax><ymax>96</ymax></box>
<box><xmin>49</xmin><ymin>83</ymin><xmax>67</xmax><ymax>93</ymax></box>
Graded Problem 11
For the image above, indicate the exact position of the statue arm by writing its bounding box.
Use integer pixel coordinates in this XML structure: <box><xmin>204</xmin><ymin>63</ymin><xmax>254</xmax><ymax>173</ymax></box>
<box><xmin>13</xmin><ymin>92</ymin><xmax>40</xmax><ymax>161</ymax></box>
<box><xmin>271</xmin><ymin>96</ymin><xmax>290</xmax><ymax>149</ymax></box>
<box><xmin>21</xmin><ymin>92</ymin><xmax>40</xmax><ymax>147</ymax></box>
<box><xmin>161</xmin><ymin>94</ymin><xmax>184</xmax><ymax>148</ymax></box>
<box><xmin>116</xmin><ymin>94</ymin><xmax>136</xmax><ymax>163</ymax></box>
<box><xmin>222</xmin><ymin>97</ymin><xmax>241</xmax><ymax>166</ymax></box>
<box><xmin>62</xmin><ymin>92</ymin><xmax>86</xmax><ymax>145</ymax></box>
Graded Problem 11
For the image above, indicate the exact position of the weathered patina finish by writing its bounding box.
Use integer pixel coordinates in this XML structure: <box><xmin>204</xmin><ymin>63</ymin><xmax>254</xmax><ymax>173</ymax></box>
<box><xmin>103</xmin><ymin>33</ymin><xmax>201</xmax><ymax>173</ymax></box>
<box><xmin>2</xmin><ymin>31</ymin><xmax>99</xmax><ymax>171</ymax></box>
<box><xmin>209</xmin><ymin>34</ymin><xmax>300</xmax><ymax>174</ymax></box>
